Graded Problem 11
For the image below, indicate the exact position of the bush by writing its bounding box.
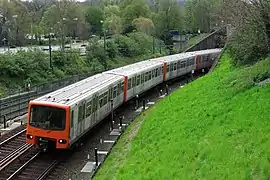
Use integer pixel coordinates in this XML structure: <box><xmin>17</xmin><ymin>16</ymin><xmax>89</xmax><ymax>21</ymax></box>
<box><xmin>228</xmin><ymin>23</ymin><xmax>269</xmax><ymax>66</ymax></box>
<box><xmin>114</xmin><ymin>34</ymin><xmax>140</xmax><ymax>57</ymax></box>
<box><xmin>106</xmin><ymin>40</ymin><xmax>119</xmax><ymax>59</ymax></box>
<box><xmin>127</xmin><ymin>32</ymin><xmax>153</xmax><ymax>54</ymax></box>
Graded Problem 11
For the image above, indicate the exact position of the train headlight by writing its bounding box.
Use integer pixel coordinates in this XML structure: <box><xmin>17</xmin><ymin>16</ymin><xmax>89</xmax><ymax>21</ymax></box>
<box><xmin>27</xmin><ymin>134</ymin><xmax>33</xmax><ymax>139</ymax></box>
<box><xmin>58</xmin><ymin>139</ymin><xmax>67</xmax><ymax>144</ymax></box>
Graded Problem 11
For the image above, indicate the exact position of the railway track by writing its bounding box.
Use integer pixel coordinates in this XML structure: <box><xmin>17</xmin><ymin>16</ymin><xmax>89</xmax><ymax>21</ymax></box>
<box><xmin>0</xmin><ymin>128</ymin><xmax>27</xmax><ymax>162</ymax></box>
<box><xmin>0</xmin><ymin>125</ymin><xmax>26</xmax><ymax>143</ymax></box>
<box><xmin>6</xmin><ymin>151</ymin><xmax>62</xmax><ymax>180</ymax></box>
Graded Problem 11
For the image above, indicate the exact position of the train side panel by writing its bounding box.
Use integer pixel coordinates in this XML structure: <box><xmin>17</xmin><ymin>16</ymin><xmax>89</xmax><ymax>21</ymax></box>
<box><xmin>68</xmin><ymin>78</ymin><xmax>125</xmax><ymax>146</ymax></box>
<box><xmin>125</xmin><ymin>64</ymin><xmax>163</xmax><ymax>101</ymax></box>
<box><xmin>165</xmin><ymin>56</ymin><xmax>196</xmax><ymax>81</ymax></box>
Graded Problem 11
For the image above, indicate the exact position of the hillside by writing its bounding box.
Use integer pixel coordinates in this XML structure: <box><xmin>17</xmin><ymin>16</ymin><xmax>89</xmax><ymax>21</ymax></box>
<box><xmin>94</xmin><ymin>52</ymin><xmax>270</xmax><ymax>179</ymax></box>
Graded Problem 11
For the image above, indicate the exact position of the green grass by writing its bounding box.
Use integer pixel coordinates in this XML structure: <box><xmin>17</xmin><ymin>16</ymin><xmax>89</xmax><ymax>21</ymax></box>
<box><xmin>94</xmin><ymin>53</ymin><xmax>270</xmax><ymax>180</ymax></box>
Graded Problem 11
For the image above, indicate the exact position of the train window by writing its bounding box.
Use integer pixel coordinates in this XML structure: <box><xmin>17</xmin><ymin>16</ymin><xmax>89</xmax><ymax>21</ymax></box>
<box><xmin>99</xmin><ymin>95</ymin><xmax>103</xmax><ymax>108</ymax></box>
<box><xmin>145</xmin><ymin>72</ymin><xmax>148</xmax><ymax>82</ymax></box>
<box><xmin>128</xmin><ymin>79</ymin><xmax>131</xmax><ymax>90</ymax></box>
<box><xmin>180</xmin><ymin>61</ymin><xmax>186</xmax><ymax>68</ymax></box>
<box><xmin>86</xmin><ymin>101</ymin><xmax>92</xmax><ymax>117</ymax></box>
<box><xmin>177</xmin><ymin>61</ymin><xmax>180</xmax><ymax>69</ymax></box>
<box><xmin>155</xmin><ymin>68</ymin><xmax>158</xmax><ymax>77</ymax></box>
<box><xmin>113</xmin><ymin>86</ymin><xmax>117</xmax><ymax>98</ymax></box>
<box><xmin>121</xmin><ymin>81</ymin><xmax>124</xmax><ymax>93</ymax></box>
<box><xmin>161</xmin><ymin>67</ymin><xmax>163</xmax><ymax>74</ymax></box>
<box><xmin>148</xmin><ymin>71</ymin><xmax>151</xmax><ymax>80</ymax></box>
<box><xmin>131</xmin><ymin>77</ymin><xmax>135</xmax><ymax>87</ymax></box>
<box><xmin>173</xmin><ymin>63</ymin><xmax>177</xmax><ymax>70</ymax></box>
<box><xmin>141</xmin><ymin>74</ymin><xmax>144</xmax><ymax>84</ymax></box>
<box><xmin>78</xmin><ymin>105</ymin><xmax>83</xmax><ymax>122</ymax></box>
<box><xmin>104</xmin><ymin>92</ymin><xmax>108</xmax><ymax>104</ymax></box>
<box><xmin>71</xmin><ymin>110</ymin><xmax>74</xmax><ymax>128</ymax></box>
<box><xmin>108</xmin><ymin>88</ymin><xmax>112</xmax><ymax>101</ymax></box>
<box><xmin>166</xmin><ymin>64</ymin><xmax>169</xmax><ymax>72</ymax></box>
<box><xmin>170</xmin><ymin>63</ymin><xmax>173</xmax><ymax>71</ymax></box>
<box><xmin>117</xmin><ymin>83</ymin><xmax>121</xmax><ymax>95</ymax></box>
<box><xmin>137</xmin><ymin>75</ymin><xmax>140</xmax><ymax>85</ymax></box>
<box><xmin>152</xmin><ymin>70</ymin><xmax>155</xmax><ymax>78</ymax></box>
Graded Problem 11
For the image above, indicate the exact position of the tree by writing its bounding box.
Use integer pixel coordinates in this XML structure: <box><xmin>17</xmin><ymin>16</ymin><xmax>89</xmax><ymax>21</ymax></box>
<box><xmin>224</xmin><ymin>0</ymin><xmax>270</xmax><ymax>65</ymax></box>
<box><xmin>184</xmin><ymin>0</ymin><xmax>220</xmax><ymax>33</ymax></box>
<box><xmin>104</xmin><ymin>5</ymin><xmax>121</xmax><ymax>18</ymax></box>
<box><xmin>104</xmin><ymin>15</ymin><xmax>123</xmax><ymax>35</ymax></box>
<box><xmin>85</xmin><ymin>6</ymin><xmax>104</xmax><ymax>35</ymax></box>
<box><xmin>151</xmin><ymin>0</ymin><xmax>184</xmax><ymax>38</ymax></box>
<box><xmin>132</xmin><ymin>17</ymin><xmax>155</xmax><ymax>35</ymax></box>
<box><xmin>122</xmin><ymin>0</ymin><xmax>150</xmax><ymax>24</ymax></box>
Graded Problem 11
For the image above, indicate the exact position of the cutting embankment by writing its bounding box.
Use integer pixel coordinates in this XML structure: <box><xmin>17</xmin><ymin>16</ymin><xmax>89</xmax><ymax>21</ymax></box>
<box><xmin>94</xmin><ymin>52</ymin><xmax>270</xmax><ymax>180</ymax></box>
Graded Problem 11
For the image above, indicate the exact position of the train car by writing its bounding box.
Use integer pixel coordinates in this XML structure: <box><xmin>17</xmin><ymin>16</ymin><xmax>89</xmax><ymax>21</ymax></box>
<box><xmin>26</xmin><ymin>73</ymin><xmax>124</xmax><ymax>150</ymax></box>
<box><xmin>193</xmin><ymin>49</ymin><xmax>222</xmax><ymax>72</ymax></box>
<box><xmin>103</xmin><ymin>60</ymin><xmax>164</xmax><ymax>101</ymax></box>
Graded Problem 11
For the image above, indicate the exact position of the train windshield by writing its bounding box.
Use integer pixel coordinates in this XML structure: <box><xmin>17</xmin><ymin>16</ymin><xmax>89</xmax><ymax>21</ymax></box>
<box><xmin>30</xmin><ymin>105</ymin><xmax>66</xmax><ymax>131</ymax></box>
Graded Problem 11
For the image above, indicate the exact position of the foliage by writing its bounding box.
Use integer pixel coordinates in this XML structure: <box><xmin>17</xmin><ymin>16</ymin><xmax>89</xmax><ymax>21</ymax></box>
<box><xmin>132</xmin><ymin>17</ymin><xmax>155</xmax><ymax>35</ymax></box>
<box><xmin>0</xmin><ymin>49</ymin><xmax>91</xmax><ymax>93</ymax></box>
<box><xmin>94</xmin><ymin>52</ymin><xmax>270</xmax><ymax>180</ymax></box>
<box><xmin>85</xmin><ymin>6</ymin><xmax>104</xmax><ymax>35</ymax></box>
<box><xmin>184</xmin><ymin>0</ymin><xmax>221</xmax><ymax>33</ymax></box>
<box><xmin>224</xmin><ymin>0</ymin><xmax>270</xmax><ymax>65</ymax></box>
<box><xmin>103</xmin><ymin>15</ymin><xmax>123</xmax><ymax>35</ymax></box>
<box><xmin>122</xmin><ymin>0</ymin><xmax>151</xmax><ymax>24</ymax></box>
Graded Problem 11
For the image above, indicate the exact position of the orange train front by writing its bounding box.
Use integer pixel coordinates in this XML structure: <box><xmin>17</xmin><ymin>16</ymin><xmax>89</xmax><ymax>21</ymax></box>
<box><xmin>26</xmin><ymin>101</ymin><xmax>70</xmax><ymax>150</ymax></box>
<box><xmin>26</xmin><ymin>49</ymin><xmax>222</xmax><ymax>151</ymax></box>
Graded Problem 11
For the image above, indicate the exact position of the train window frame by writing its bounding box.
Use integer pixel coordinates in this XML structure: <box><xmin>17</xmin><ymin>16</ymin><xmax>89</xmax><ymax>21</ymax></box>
<box><xmin>145</xmin><ymin>72</ymin><xmax>148</xmax><ymax>82</ymax></box>
<box><xmin>141</xmin><ymin>74</ymin><xmax>144</xmax><ymax>84</ymax></box>
<box><xmin>117</xmin><ymin>83</ymin><xmax>121</xmax><ymax>95</ymax></box>
<box><xmin>104</xmin><ymin>91</ymin><xmax>108</xmax><ymax>105</ymax></box>
<box><xmin>177</xmin><ymin>61</ymin><xmax>180</xmax><ymax>69</ymax></box>
<box><xmin>137</xmin><ymin>75</ymin><xmax>140</xmax><ymax>86</ymax></box>
<box><xmin>152</xmin><ymin>70</ymin><xmax>155</xmax><ymax>78</ymax></box>
<box><xmin>180</xmin><ymin>61</ymin><xmax>186</xmax><ymax>68</ymax></box>
<box><xmin>71</xmin><ymin>110</ymin><xmax>74</xmax><ymax>128</ymax></box>
<box><xmin>128</xmin><ymin>79</ymin><xmax>131</xmax><ymax>90</ymax></box>
<box><xmin>155</xmin><ymin>68</ymin><xmax>158</xmax><ymax>77</ymax></box>
<box><xmin>108</xmin><ymin>88</ymin><xmax>112</xmax><ymax>100</ymax></box>
<box><xmin>86</xmin><ymin>100</ymin><xmax>92</xmax><ymax>118</ymax></box>
<box><xmin>113</xmin><ymin>86</ymin><xmax>117</xmax><ymax>98</ymax></box>
<box><xmin>78</xmin><ymin>105</ymin><xmax>82</xmax><ymax>122</ymax></box>
<box><xmin>99</xmin><ymin>94</ymin><xmax>104</xmax><ymax>108</ymax></box>
<box><xmin>132</xmin><ymin>76</ymin><xmax>136</xmax><ymax>87</ymax></box>
<box><xmin>166</xmin><ymin>64</ymin><xmax>169</xmax><ymax>72</ymax></box>
<box><xmin>170</xmin><ymin>63</ymin><xmax>173</xmax><ymax>71</ymax></box>
<box><xmin>148</xmin><ymin>71</ymin><xmax>151</xmax><ymax>80</ymax></box>
<box><xmin>173</xmin><ymin>63</ymin><xmax>177</xmax><ymax>70</ymax></box>
<box><xmin>121</xmin><ymin>81</ymin><xmax>124</xmax><ymax>93</ymax></box>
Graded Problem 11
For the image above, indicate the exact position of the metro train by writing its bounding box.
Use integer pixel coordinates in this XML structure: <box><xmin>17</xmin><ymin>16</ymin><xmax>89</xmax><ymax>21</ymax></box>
<box><xmin>26</xmin><ymin>48</ymin><xmax>222</xmax><ymax>151</ymax></box>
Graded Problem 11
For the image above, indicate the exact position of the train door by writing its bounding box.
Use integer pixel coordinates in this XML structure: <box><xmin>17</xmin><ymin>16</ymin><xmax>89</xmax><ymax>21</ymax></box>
<box><xmin>108</xmin><ymin>86</ymin><xmax>113</xmax><ymax>115</ymax></box>
<box><xmin>69</xmin><ymin>109</ymin><xmax>75</xmax><ymax>143</ymax></box>
<box><xmin>91</xmin><ymin>93</ymin><xmax>99</xmax><ymax>125</ymax></box>
<box><xmin>195</xmin><ymin>55</ymin><xmax>202</xmax><ymax>70</ymax></box>
<box><xmin>116</xmin><ymin>81</ymin><xmax>122</xmax><ymax>107</ymax></box>
<box><xmin>77</xmin><ymin>101</ymin><xmax>86</xmax><ymax>135</ymax></box>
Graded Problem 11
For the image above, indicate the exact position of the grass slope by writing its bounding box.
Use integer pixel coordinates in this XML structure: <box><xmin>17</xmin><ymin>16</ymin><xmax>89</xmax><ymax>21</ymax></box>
<box><xmin>94</xmin><ymin>53</ymin><xmax>270</xmax><ymax>180</ymax></box>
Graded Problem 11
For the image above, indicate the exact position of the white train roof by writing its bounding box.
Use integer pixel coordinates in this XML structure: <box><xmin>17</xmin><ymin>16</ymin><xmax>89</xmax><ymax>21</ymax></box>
<box><xmin>32</xmin><ymin>73</ymin><xmax>123</xmax><ymax>106</ymax></box>
<box><xmin>103</xmin><ymin>60</ymin><xmax>163</xmax><ymax>76</ymax></box>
